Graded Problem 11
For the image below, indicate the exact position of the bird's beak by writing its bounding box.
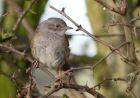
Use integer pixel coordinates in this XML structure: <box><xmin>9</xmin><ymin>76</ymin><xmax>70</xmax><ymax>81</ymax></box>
<box><xmin>65</xmin><ymin>26</ymin><xmax>73</xmax><ymax>30</ymax></box>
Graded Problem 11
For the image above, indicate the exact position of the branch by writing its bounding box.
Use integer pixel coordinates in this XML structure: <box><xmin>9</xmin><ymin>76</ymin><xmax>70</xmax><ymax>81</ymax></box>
<box><xmin>67</xmin><ymin>33</ymin><xmax>124</xmax><ymax>38</ymax></box>
<box><xmin>94</xmin><ymin>77</ymin><xmax>127</xmax><ymax>88</ymax></box>
<box><xmin>122</xmin><ymin>16</ymin><xmax>139</xmax><ymax>65</ymax></box>
<box><xmin>91</xmin><ymin>41</ymin><xmax>129</xmax><ymax>70</ymax></box>
<box><xmin>95</xmin><ymin>0</ymin><xmax>139</xmax><ymax>64</ymax></box>
<box><xmin>129</xmin><ymin>16</ymin><xmax>140</xmax><ymax>23</ymax></box>
<box><xmin>5</xmin><ymin>0</ymin><xmax>35</xmax><ymax>39</ymax></box>
<box><xmin>55</xmin><ymin>41</ymin><xmax>129</xmax><ymax>79</ymax></box>
<box><xmin>0</xmin><ymin>69</ymin><xmax>19</xmax><ymax>88</ymax></box>
<box><xmin>0</xmin><ymin>43</ymin><xmax>56</xmax><ymax>97</ymax></box>
<box><xmin>0</xmin><ymin>43</ymin><xmax>55</xmax><ymax>83</ymax></box>
<box><xmin>95</xmin><ymin>0</ymin><xmax>122</xmax><ymax>15</ymax></box>
<box><xmin>0</xmin><ymin>12</ymin><xmax>9</xmax><ymax>18</ymax></box>
<box><xmin>45</xmin><ymin>83</ymin><xmax>106</xmax><ymax>98</ymax></box>
<box><xmin>49</xmin><ymin>5</ymin><xmax>107</xmax><ymax>46</ymax></box>
<box><xmin>94</xmin><ymin>0</ymin><xmax>127</xmax><ymax>15</ymax></box>
<box><xmin>108</xmin><ymin>21</ymin><xmax>140</xmax><ymax>29</ymax></box>
<box><xmin>0</xmin><ymin>44</ymin><xmax>33</xmax><ymax>62</ymax></box>
<box><xmin>49</xmin><ymin>5</ymin><xmax>126</xmax><ymax>59</ymax></box>
<box><xmin>65</xmin><ymin>40</ymin><xmax>128</xmax><ymax>79</ymax></box>
<box><xmin>0</xmin><ymin>69</ymin><xmax>11</xmax><ymax>78</ymax></box>
<box><xmin>94</xmin><ymin>0</ymin><xmax>139</xmax><ymax>64</ymax></box>
<box><xmin>12</xmin><ymin>0</ymin><xmax>36</xmax><ymax>32</ymax></box>
<box><xmin>126</xmin><ymin>69</ymin><xmax>140</xmax><ymax>91</ymax></box>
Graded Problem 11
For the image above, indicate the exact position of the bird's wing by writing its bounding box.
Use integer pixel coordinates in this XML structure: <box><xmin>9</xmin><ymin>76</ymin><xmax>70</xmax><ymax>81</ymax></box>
<box><xmin>64</xmin><ymin>35</ymin><xmax>70</xmax><ymax>61</ymax></box>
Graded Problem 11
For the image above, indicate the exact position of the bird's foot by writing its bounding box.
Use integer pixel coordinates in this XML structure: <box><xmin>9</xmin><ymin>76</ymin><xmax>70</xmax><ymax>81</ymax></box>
<box><xmin>54</xmin><ymin>78</ymin><xmax>63</xmax><ymax>89</ymax></box>
<box><xmin>54</xmin><ymin>74</ymin><xmax>62</xmax><ymax>82</ymax></box>
<box><xmin>26</xmin><ymin>60</ymin><xmax>39</xmax><ymax>73</ymax></box>
<box><xmin>32</xmin><ymin>60</ymin><xmax>39</xmax><ymax>68</ymax></box>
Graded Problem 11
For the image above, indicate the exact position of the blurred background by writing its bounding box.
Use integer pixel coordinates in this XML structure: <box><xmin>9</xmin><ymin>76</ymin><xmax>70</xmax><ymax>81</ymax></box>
<box><xmin>0</xmin><ymin>0</ymin><xmax>140</xmax><ymax>98</ymax></box>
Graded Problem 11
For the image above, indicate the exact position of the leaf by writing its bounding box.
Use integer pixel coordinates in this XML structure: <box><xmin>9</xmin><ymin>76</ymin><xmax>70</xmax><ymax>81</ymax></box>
<box><xmin>62</xmin><ymin>94</ymin><xmax>70</xmax><ymax>98</ymax></box>
<box><xmin>0</xmin><ymin>31</ymin><xmax>16</xmax><ymax>42</ymax></box>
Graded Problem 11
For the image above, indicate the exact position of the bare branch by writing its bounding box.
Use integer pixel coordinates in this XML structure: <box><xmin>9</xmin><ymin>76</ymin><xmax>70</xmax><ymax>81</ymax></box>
<box><xmin>51</xmin><ymin>42</ymin><xmax>130</xmax><ymax>85</ymax></box>
<box><xmin>94</xmin><ymin>0</ymin><xmax>125</xmax><ymax>15</ymax></box>
<box><xmin>108</xmin><ymin>21</ymin><xmax>140</xmax><ymax>29</ymax></box>
<box><xmin>5</xmin><ymin>0</ymin><xmax>35</xmax><ymax>39</ymax></box>
<box><xmin>12</xmin><ymin>0</ymin><xmax>36</xmax><ymax>32</ymax></box>
<box><xmin>126</xmin><ymin>69</ymin><xmax>140</xmax><ymax>91</ymax></box>
<box><xmin>55</xmin><ymin>41</ymin><xmax>129</xmax><ymax>78</ymax></box>
<box><xmin>122</xmin><ymin>16</ymin><xmax>139</xmax><ymax>65</ymax></box>
<box><xmin>94</xmin><ymin>77</ymin><xmax>127</xmax><ymax>88</ymax></box>
<box><xmin>67</xmin><ymin>33</ymin><xmax>124</xmax><ymax>38</ymax></box>
<box><xmin>0</xmin><ymin>44</ymin><xmax>33</xmax><ymax>62</ymax></box>
<box><xmin>45</xmin><ymin>83</ymin><xmax>106</xmax><ymax>98</ymax></box>
<box><xmin>0</xmin><ymin>12</ymin><xmax>9</xmax><ymax>18</ymax></box>
<box><xmin>129</xmin><ymin>16</ymin><xmax>140</xmax><ymax>23</ymax></box>
<box><xmin>49</xmin><ymin>5</ymin><xmax>127</xmax><ymax>59</ymax></box>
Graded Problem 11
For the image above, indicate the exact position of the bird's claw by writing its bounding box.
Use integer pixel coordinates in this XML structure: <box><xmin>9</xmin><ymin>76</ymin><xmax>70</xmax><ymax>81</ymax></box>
<box><xmin>32</xmin><ymin>60</ymin><xmax>39</xmax><ymax>68</ymax></box>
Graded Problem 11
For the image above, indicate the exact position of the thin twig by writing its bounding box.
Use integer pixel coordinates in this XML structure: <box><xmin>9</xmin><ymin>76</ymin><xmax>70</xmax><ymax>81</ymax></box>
<box><xmin>0</xmin><ymin>44</ymin><xmax>33</xmax><ymax>62</ymax></box>
<box><xmin>54</xmin><ymin>41</ymin><xmax>129</xmax><ymax>79</ymax></box>
<box><xmin>122</xmin><ymin>15</ymin><xmax>139</xmax><ymax>65</ymax></box>
<box><xmin>94</xmin><ymin>0</ymin><xmax>124</xmax><ymax>15</ymax></box>
<box><xmin>45</xmin><ymin>83</ymin><xmax>106</xmax><ymax>98</ymax></box>
<box><xmin>109</xmin><ymin>22</ymin><xmax>140</xmax><ymax>29</ymax></box>
<box><xmin>5</xmin><ymin>0</ymin><xmax>35</xmax><ymax>39</ymax></box>
<box><xmin>0</xmin><ymin>43</ymin><xmax>55</xmax><ymax>83</ymax></box>
<box><xmin>73</xmin><ymin>41</ymin><xmax>129</xmax><ymax>71</ymax></box>
<box><xmin>49</xmin><ymin>5</ymin><xmax>107</xmax><ymax>46</ymax></box>
<box><xmin>49</xmin><ymin>5</ymin><xmax>126</xmax><ymax>59</ymax></box>
<box><xmin>129</xmin><ymin>16</ymin><xmax>140</xmax><ymax>23</ymax></box>
<box><xmin>0</xmin><ymin>70</ymin><xmax>11</xmax><ymax>78</ymax></box>
<box><xmin>0</xmin><ymin>43</ymin><xmax>55</xmax><ymax>97</ymax></box>
<box><xmin>12</xmin><ymin>0</ymin><xmax>36</xmax><ymax>32</ymax></box>
<box><xmin>0</xmin><ymin>12</ymin><xmax>9</xmax><ymax>18</ymax></box>
<box><xmin>126</xmin><ymin>69</ymin><xmax>140</xmax><ymax>91</ymax></box>
<box><xmin>0</xmin><ymin>70</ymin><xmax>19</xmax><ymax>88</ymax></box>
<box><xmin>92</xmin><ymin>41</ymin><xmax>129</xmax><ymax>69</ymax></box>
<box><xmin>94</xmin><ymin>77</ymin><xmax>127</xmax><ymax>88</ymax></box>
<box><xmin>67</xmin><ymin>34</ymin><xmax>124</xmax><ymax>37</ymax></box>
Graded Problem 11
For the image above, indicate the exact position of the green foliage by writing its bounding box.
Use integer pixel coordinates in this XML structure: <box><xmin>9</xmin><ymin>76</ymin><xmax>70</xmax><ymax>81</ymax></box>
<box><xmin>0</xmin><ymin>61</ymin><xmax>16</xmax><ymax>98</ymax></box>
<box><xmin>62</xmin><ymin>94</ymin><xmax>70</xmax><ymax>98</ymax></box>
<box><xmin>0</xmin><ymin>31</ymin><xmax>16</xmax><ymax>42</ymax></box>
<box><xmin>136</xmin><ymin>47</ymin><xmax>140</xmax><ymax>53</ymax></box>
<box><xmin>0</xmin><ymin>0</ymin><xmax>48</xmax><ymax>97</ymax></box>
<box><xmin>25</xmin><ymin>0</ymin><xmax>48</xmax><ymax>28</ymax></box>
<box><xmin>0</xmin><ymin>75</ymin><xmax>16</xmax><ymax>98</ymax></box>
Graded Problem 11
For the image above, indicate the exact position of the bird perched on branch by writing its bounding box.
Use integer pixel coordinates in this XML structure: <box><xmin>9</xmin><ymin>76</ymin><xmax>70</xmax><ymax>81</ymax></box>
<box><xmin>31</xmin><ymin>17</ymin><xmax>72</xmax><ymax>71</ymax></box>
<box><xmin>31</xmin><ymin>17</ymin><xmax>86</xmax><ymax>98</ymax></box>
<box><xmin>31</xmin><ymin>17</ymin><xmax>72</xmax><ymax>94</ymax></box>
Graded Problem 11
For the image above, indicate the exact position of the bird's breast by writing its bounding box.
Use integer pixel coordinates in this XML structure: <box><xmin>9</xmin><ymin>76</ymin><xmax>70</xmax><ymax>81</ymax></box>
<box><xmin>32</xmin><ymin>33</ymin><xmax>67</xmax><ymax>68</ymax></box>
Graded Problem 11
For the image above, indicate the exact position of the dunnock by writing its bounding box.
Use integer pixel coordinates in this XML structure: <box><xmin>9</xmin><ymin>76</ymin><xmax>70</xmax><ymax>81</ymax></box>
<box><xmin>31</xmin><ymin>17</ymin><xmax>72</xmax><ymax>76</ymax></box>
<box><xmin>31</xmin><ymin>18</ymin><xmax>85</xmax><ymax>97</ymax></box>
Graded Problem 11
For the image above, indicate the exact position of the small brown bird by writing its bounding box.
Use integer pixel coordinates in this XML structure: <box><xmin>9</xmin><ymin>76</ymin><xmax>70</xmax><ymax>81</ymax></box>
<box><xmin>31</xmin><ymin>18</ymin><xmax>85</xmax><ymax>98</ymax></box>
<box><xmin>31</xmin><ymin>17</ymin><xmax>72</xmax><ymax>76</ymax></box>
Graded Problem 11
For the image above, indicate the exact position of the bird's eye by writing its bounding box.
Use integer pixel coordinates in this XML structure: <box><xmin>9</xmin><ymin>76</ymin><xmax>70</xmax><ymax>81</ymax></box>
<box><xmin>56</xmin><ymin>25</ymin><xmax>60</xmax><ymax>28</ymax></box>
